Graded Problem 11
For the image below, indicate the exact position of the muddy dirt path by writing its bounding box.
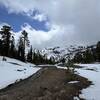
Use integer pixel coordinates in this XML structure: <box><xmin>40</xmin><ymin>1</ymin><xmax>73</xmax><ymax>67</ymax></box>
<box><xmin>0</xmin><ymin>68</ymin><xmax>91</xmax><ymax>100</ymax></box>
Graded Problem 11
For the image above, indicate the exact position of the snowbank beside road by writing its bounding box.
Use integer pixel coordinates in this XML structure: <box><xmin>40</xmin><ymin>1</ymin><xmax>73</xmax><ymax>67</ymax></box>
<box><xmin>75</xmin><ymin>64</ymin><xmax>100</xmax><ymax>100</ymax></box>
<box><xmin>0</xmin><ymin>56</ymin><xmax>40</xmax><ymax>90</ymax></box>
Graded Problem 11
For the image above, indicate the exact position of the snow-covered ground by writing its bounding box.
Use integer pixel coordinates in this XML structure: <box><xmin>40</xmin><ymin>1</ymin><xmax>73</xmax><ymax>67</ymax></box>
<box><xmin>75</xmin><ymin>64</ymin><xmax>100</xmax><ymax>100</ymax></box>
<box><xmin>0</xmin><ymin>56</ymin><xmax>40</xmax><ymax>90</ymax></box>
<box><xmin>57</xmin><ymin>63</ymin><xmax>100</xmax><ymax>100</ymax></box>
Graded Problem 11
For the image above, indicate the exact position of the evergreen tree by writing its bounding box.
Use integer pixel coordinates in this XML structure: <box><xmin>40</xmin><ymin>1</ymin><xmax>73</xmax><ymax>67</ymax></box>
<box><xmin>83</xmin><ymin>48</ymin><xmax>94</xmax><ymax>63</ymax></box>
<box><xmin>32</xmin><ymin>50</ymin><xmax>37</xmax><ymax>64</ymax></box>
<box><xmin>61</xmin><ymin>58</ymin><xmax>66</xmax><ymax>64</ymax></box>
<box><xmin>21</xmin><ymin>30</ymin><xmax>30</xmax><ymax>50</ymax></box>
<box><xmin>9</xmin><ymin>36</ymin><xmax>15</xmax><ymax>58</ymax></box>
<box><xmin>17</xmin><ymin>37</ymin><xmax>25</xmax><ymax>61</ymax></box>
<box><xmin>0</xmin><ymin>25</ymin><xmax>12</xmax><ymax>56</ymax></box>
<box><xmin>91</xmin><ymin>47</ymin><xmax>96</xmax><ymax>62</ymax></box>
<box><xmin>96</xmin><ymin>41</ymin><xmax>100</xmax><ymax>61</ymax></box>
<box><xmin>0</xmin><ymin>39</ymin><xmax>3</xmax><ymax>55</ymax></box>
<box><xmin>49</xmin><ymin>57</ymin><xmax>55</xmax><ymax>64</ymax></box>
<box><xmin>27</xmin><ymin>46</ymin><xmax>33</xmax><ymax>63</ymax></box>
<box><xmin>17</xmin><ymin>30</ymin><xmax>29</xmax><ymax>62</ymax></box>
<box><xmin>73</xmin><ymin>52</ymin><xmax>83</xmax><ymax>63</ymax></box>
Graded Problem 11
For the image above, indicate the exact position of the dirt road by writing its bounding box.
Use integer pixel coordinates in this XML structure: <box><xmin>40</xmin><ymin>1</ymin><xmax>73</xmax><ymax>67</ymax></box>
<box><xmin>0</xmin><ymin>67</ymin><xmax>91</xmax><ymax>100</ymax></box>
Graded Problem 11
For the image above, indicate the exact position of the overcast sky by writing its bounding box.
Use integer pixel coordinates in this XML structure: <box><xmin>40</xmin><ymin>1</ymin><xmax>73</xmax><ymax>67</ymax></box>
<box><xmin>0</xmin><ymin>0</ymin><xmax>100</xmax><ymax>48</ymax></box>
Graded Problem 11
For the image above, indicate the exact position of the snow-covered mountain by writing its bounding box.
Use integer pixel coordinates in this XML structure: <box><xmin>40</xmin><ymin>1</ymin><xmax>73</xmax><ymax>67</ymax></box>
<box><xmin>40</xmin><ymin>45</ymin><xmax>81</xmax><ymax>62</ymax></box>
<box><xmin>40</xmin><ymin>45</ymin><xmax>96</xmax><ymax>63</ymax></box>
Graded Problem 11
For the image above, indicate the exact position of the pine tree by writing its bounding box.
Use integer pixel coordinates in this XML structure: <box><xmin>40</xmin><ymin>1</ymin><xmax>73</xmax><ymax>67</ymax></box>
<box><xmin>96</xmin><ymin>41</ymin><xmax>100</xmax><ymax>62</ymax></box>
<box><xmin>21</xmin><ymin>30</ymin><xmax>30</xmax><ymax>50</ymax></box>
<box><xmin>83</xmin><ymin>48</ymin><xmax>94</xmax><ymax>63</ymax></box>
<box><xmin>32</xmin><ymin>50</ymin><xmax>36</xmax><ymax>64</ymax></box>
<box><xmin>9</xmin><ymin>36</ymin><xmax>15</xmax><ymax>58</ymax></box>
<box><xmin>61</xmin><ymin>58</ymin><xmax>66</xmax><ymax>64</ymax></box>
<box><xmin>73</xmin><ymin>52</ymin><xmax>83</xmax><ymax>63</ymax></box>
<box><xmin>0</xmin><ymin>25</ymin><xmax>12</xmax><ymax>56</ymax></box>
<box><xmin>17</xmin><ymin>37</ymin><xmax>25</xmax><ymax>61</ymax></box>
<box><xmin>0</xmin><ymin>39</ymin><xmax>3</xmax><ymax>55</ymax></box>
<box><xmin>27</xmin><ymin>45</ymin><xmax>33</xmax><ymax>63</ymax></box>
<box><xmin>17</xmin><ymin>30</ymin><xmax>30</xmax><ymax>62</ymax></box>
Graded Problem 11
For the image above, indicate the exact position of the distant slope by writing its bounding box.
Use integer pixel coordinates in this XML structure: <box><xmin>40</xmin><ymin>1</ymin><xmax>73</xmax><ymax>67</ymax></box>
<box><xmin>40</xmin><ymin>44</ymin><xmax>96</xmax><ymax>63</ymax></box>
<box><xmin>40</xmin><ymin>45</ymin><xmax>86</xmax><ymax>62</ymax></box>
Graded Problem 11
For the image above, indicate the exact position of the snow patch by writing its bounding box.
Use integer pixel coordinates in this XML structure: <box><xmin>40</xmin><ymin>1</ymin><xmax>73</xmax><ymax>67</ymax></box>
<box><xmin>68</xmin><ymin>81</ymin><xmax>79</xmax><ymax>84</ymax></box>
<box><xmin>56</xmin><ymin>66</ymin><xmax>67</xmax><ymax>69</ymax></box>
<box><xmin>73</xmin><ymin>96</ymin><xmax>80</xmax><ymax>100</ymax></box>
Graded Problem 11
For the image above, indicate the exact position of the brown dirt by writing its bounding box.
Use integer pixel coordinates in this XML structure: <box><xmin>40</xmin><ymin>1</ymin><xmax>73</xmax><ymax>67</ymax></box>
<box><xmin>0</xmin><ymin>68</ymin><xmax>91</xmax><ymax>100</ymax></box>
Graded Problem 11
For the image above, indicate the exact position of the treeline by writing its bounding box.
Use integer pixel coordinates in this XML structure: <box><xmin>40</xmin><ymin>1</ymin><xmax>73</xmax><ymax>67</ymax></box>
<box><xmin>27</xmin><ymin>48</ymin><xmax>55</xmax><ymax>65</ymax></box>
<box><xmin>72</xmin><ymin>41</ymin><xmax>100</xmax><ymax>63</ymax></box>
<box><xmin>0</xmin><ymin>25</ymin><xmax>55</xmax><ymax>64</ymax></box>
